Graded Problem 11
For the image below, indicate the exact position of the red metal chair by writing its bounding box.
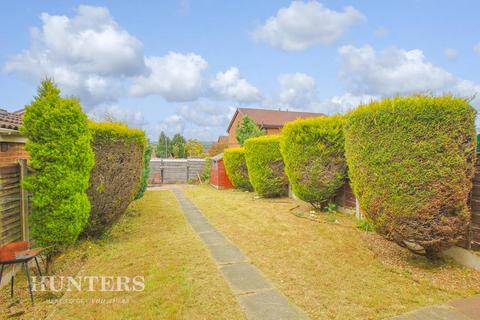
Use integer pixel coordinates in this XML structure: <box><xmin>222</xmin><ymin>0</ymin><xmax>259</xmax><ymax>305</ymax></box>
<box><xmin>0</xmin><ymin>241</ymin><xmax>45</xmax><ymax>304</ymax></box>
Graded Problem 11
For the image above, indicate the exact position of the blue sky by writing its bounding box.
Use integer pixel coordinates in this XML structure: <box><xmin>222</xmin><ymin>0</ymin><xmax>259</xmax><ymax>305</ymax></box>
<box><xmin>1</xmin><ymin>1</ymin><xmax>480</xmax><ymax>141</ymax></box>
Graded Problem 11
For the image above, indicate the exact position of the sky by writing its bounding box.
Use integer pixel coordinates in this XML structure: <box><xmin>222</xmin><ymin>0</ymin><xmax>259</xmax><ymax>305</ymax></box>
<box><xmin>1</xmin><ymin>0</ymin><xmax>480</xmax><ymax>141</ymax></box>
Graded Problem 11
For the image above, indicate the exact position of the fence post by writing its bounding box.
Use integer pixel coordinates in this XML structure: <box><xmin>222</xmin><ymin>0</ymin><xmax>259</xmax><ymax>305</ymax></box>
<box><xmin>18</xmin><ymin>159</ymin><xmax>29</xmax><ymax>241</ymax></box>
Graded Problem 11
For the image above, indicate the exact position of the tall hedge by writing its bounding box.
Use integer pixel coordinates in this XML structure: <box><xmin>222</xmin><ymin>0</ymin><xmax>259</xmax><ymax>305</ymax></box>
<box><xmin>85</xmin><ymin>122</ymin><xmax>146</xmax><ymax>236</ymax></box>
<box><xmin>244</xmin><ymin>135</ymin><xmax>288</xmax><ymax>197</ymax></box>
<box><xmin>22</xmin><ymin>80</ymin><xmax>94</xmax><ymax>250</ymax></box>
<box><xmin>280</xmin><ymin>116</ymin><xmax>346</xmax><ymax>208</ymax></box>
<box><xmin>344</xmin><ymin>96</ymin><xmax>476</xmax><ymax>257</ymax></box>
<box><xmin>224</xmin><ymin>148</ymin><xmax>253</xmax><ymax>191</ymax></box>
<box><xmin>135</xmin><ymin>143</ymin><xmax>152</xmax><ymax>200</ymax></box>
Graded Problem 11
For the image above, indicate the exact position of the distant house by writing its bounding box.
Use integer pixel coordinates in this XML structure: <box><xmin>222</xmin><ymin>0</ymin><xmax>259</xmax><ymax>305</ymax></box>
<box><xmin>217</xmin><ymin>135</ymin><xmax>228</xmax><ymax>144</ymax></box>
<box><xmin>0</xmin><ymin>109</ymin><xmax>28</xmax><ymax>165</ymax></box>
<box><xmin>226</xmin><ymin>107</ymin><xmax>324</xmax><ymax>147</ymax></box>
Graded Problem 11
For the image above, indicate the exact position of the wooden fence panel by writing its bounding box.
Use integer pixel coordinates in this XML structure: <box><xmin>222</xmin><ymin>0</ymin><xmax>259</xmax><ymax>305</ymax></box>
<box><xmin>149</xmin><ymin>159</ymin><xmax>205</xmax><ymax>184</ymax></box>
<box><xmin>0</xmin><ymin>164</ymin><xmax>22</xmax><ymax>245</ymax></box>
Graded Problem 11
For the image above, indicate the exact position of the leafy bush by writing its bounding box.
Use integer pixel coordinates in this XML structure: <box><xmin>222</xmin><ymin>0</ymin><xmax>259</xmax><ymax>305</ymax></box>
<box><xmin>344</xmin><ymin>95</ymin><xmax>476</xmax><ymax>257</ymax></box>
<box><xmin>223</xmin><ymin>148</ymin><xmax>253</xmax><ymax>191</ymax></box>
<box><xmin>280</xmin><ymin>116</ymin><xmax>346</xmax><ymax>208</ymax></box>
<box><xmin>186</xmin><ymin>139</ymin><xmax>204</xmax><ymax>158</ymax></box>
<box><xmin>22</xmin><ymin>80</ymin><xmax>94</xmax><ymax>250</ymax></box>
<box><xmin>135</xmin><ymin>143</ymin><xmax>152</xmax><ymax>200</ymax></box>
<box><xmin>244</xmin><ymin>135</ymin><xmax>288</xmax><ymax>197</ymax></box>
<box><xmin>208</xmin><ymin>142</ymin><xmax>227</xmax><ymax>156</ymax></box>
<box><xmin>236</xmin><ymin>116</ymin><xmax>265</xmax><ymax>146</ymax></box>
<box><xmin>85</xmin><ymin>122</ymin><xmax>147</xmax><ymax>236</ymax></box>
<box><xmin>171</xmin><ymin>133</ymin><xmax>186</xmax><ymax>158</ymax></box>
<box><xmin>156</xmin><ymin>131</ymin><xmax>171</xmax><ymax>158</ymax></box>
<box><xmin>202</xmin><ymin>157</ymin><xmax>211</xmax><ymax>182</ymax></box>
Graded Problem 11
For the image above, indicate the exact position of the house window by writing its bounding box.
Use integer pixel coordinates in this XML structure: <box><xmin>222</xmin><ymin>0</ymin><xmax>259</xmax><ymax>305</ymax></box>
<box><xmin>0</xmin><ymin>142</ymin><xmax>8</xmax><ymax>152</ymax></box>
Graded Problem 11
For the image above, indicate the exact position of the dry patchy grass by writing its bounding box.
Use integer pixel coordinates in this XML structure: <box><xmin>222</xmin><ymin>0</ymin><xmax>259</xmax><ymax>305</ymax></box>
<box><xmin>1</xmin><ymin>190</ymin><xmax>244</xmax><ymax>320</ymax></box>
<box><xmin>182</xmin><ymin>185</ymin><xmax>480</xmax><ymax>320</ymax></box>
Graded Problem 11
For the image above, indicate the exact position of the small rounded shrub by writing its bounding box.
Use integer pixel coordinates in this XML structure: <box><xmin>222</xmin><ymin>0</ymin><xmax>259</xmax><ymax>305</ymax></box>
<box><xmin>224</xmin><ymin>148</ymin><xmax>253</xmax><ymax>191</ymax></box>
<box><xmin>244</xmin><ymin>135</ymin><xmax>288</xmax><ymax>197</ymax></box>
<box><xmin>280</xmin><ymin>115</ymin><xmax>346</xmax><ymax>208</ymax></box>
<box><xmin>344</xmin><ymin>95</ymin><xmax>476</xmax><ymax>257</ymax></box>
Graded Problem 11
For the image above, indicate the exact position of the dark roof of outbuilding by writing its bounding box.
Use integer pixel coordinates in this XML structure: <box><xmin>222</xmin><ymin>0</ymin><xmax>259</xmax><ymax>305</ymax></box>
<box><xmin>0</xmin><ymin>109</ymin><xmax>22</xmax><ymax>131</ymax></box>
<box><xmin>227</xmin><ymin>107</ymin><xmax>324</xmax><ymax>132</ymax></box>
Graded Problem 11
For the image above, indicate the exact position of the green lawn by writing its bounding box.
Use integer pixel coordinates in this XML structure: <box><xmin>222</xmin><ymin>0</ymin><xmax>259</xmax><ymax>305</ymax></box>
<box><xmin>182</xmin><ymin>184</ymin><xmax>480</xmax><ymax>320</ymax></box>
<box><xmin>0</xmin><ymin>190</ymin><xmax>245</xmax><ymax>320</ymax></box>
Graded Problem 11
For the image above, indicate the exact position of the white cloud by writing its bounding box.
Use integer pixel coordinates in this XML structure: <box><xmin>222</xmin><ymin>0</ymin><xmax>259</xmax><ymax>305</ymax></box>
<box><xmin>252</xmin><ymin>1</ymin><xmax>366</xmax><ymax>51</ymax></box>
<box><xmin>338</xmin><ymin>45</ymin><xmax>458</xmax><ymax>96</ymax></box>
<box><xmin>474</xmin><ymin>43</ymin><xmax>480</xmax><ymax>55</ymax></box>
<box><xmin>444</xmin><ymin>48</ymin><xmax>458</xmax><ymax>60</ymax></box>
<box><xmin>150</xmin><ymin>114</ymin><xmax>186</xmax><ymax>138</ymax></box>
<box><xmin>129</xmin><ymin>52</ymin><xmax>208</xmax><ymax>102</ymax></box>
<box><xmin>373</xmin><ymin>27</ymin><xmax>388</xmax><ymax>38</ymax></box>
<box><xmin>177</xmin><ymin>104</ymin><xmax>234</xmax><ymax>127</ymax></box>
<box><xmin>88</xmin><ymin>104</ymin><xmax>146</xmax><ymax>128</ymax></box>
<box><xmin>4</xmin><ymin>5</ymin><xmax>145</xmax><ymax>107</ymax></box>
<box><xmin>210</xmin><ymin>67</ymin><xmax>262</xmax><ymax>102</ymax></box>
<box><xmin>278</xmin><ymin>73</ymin><xmax>317</xmax><ymax>108</ymax></box>
<box><xmin>149</xmin><ymin>104</ymin><xmax>236</xmax><ymax>141</ymax></box>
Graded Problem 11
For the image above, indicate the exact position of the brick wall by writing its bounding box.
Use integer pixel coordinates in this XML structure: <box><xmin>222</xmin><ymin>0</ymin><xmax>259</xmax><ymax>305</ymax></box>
<box><xmin>228</xmin><ymin>113</ymin><xmax>242</xmax><ymax>147</ymax></box>
<box><xmin>0</xmin><ymin>142</ymin><xmax>28</xmax><ymax>165</ymax></box>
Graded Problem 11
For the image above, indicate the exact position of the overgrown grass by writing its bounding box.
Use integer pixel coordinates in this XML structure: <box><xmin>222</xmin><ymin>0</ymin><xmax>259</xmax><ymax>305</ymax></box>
<box><xmin>1</xmin><ymin>190</ymin><xmax>244</xmax><ymax>320</ymax></box>
<box><xmin>182</xmin><ymin>185</ymin><xmax>480</xmax><ymax>320</ymax></box>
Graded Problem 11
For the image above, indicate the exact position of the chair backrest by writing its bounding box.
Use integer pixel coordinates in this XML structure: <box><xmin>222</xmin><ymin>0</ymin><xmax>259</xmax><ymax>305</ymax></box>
<box><xmin>2</xmin><ymin>241</ymin><xmax>29</xmax><ymax>252</ymax></box>
<box><xmin>0</xmin><ymin>241</ymin><xmax>29</xmax><ymax>262</ymax></box>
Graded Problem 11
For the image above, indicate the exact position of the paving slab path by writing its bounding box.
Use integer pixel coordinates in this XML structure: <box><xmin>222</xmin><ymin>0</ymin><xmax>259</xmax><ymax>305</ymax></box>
<box><xmin>389</xmin><ymin>294</ymin><xmax>480</xmax><ymax>320</ymax></box>
<box><xmin>172</xmin><ymin>188</ymin><xmax>308</xmax><ymax>320</ymax></box>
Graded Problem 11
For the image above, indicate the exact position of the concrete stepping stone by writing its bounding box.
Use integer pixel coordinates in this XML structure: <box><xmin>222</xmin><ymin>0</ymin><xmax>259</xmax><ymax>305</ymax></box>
<box><xmin>239</xmin><ymin>289</ymin><xmax>307</xmax><ymax>320</ymax></box>
<box><xmin>219</xmin><ymin>262</ymin><xmax>272</xmax><ymax>294</ymax></box>
<box><xmin>171</xmin><ymin>188</ymin><xmax>309</xmax><ymax>320</ymax></box>
<box><xmin>209</xmin><ymin>243</ymin><xmax>248</xmax><ymax>264</ymax></box>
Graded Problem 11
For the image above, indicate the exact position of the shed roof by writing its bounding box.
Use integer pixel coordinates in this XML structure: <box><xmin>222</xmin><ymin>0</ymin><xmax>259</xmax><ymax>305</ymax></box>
<box><xmin>227</xmin><ymin>107</ymin><xmax>323</xmax><ymax>132</ymax></box>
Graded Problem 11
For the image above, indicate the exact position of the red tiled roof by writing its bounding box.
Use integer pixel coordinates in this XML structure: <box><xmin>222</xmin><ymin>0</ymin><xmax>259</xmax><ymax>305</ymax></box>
<box><xmin>0</xmin><ymin>109</ymin><xmax>22</xmax><ymax>131</ymax></box>
<box><xmin>227</xmin><ymin>107</ymin><xmax>324</xmax><ymax>132</ymax></box>
<box><xmin>217</xmin><ymin>135</ymin><xmax>228</xmax><ymax>144</ymax></box>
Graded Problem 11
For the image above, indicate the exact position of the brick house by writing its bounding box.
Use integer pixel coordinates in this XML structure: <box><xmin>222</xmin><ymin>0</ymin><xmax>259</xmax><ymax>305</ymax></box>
<box><xmin>0</xmin><ymin>109</ymin><xmax>28</xmax><ymax>165</ymax></box>
<box><xmin>226</xmin><ymin>108</ymin><xmax>324</xmax><ymax>147</ymax></box>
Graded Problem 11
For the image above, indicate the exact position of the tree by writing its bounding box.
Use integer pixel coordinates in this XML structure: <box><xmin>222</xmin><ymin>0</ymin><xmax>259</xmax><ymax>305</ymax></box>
<box><xmin>171</xmin><ymin>133</ymin><xmax>186</xmax><ymax>158</ymax></box>
<box><xmin>135</xmin><ymin>143</ymin><xmax>152</xmax><ymax>200</ymax></box>
<box><xmin>186</xmin><ymin>139</ymin><xmax>204</xmax><ymax>158</ymax></box>
<box><xmin>22</xmin><ymin>79</ymin><xmax>94</xmax><ymax>254</ymax></box>
<box><xmin>156</xmin><ymin>131</ymin><xmax>171</xmax><ymax>158</ymax></box>
<box><xmin>208</xmin><ymin>142</ymin><xmax>228</xmax><ymax>156</ymax></box>
<box><xmin>236</xmin><ymin>116</ymin><xmax>265</xmax><ymax>146</ymax></box>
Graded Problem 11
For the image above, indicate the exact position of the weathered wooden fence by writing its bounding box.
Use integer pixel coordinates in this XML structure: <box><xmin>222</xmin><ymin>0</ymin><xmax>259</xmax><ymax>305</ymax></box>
<box><xmin>0</xmin><ymin>160</ymin><xmax>29</xmax><ymax>246</ymax></box>
<box><xmin>149</xmin><ymin>159</ymin><xmax>205</xmax><ymax>185</ymax></box>
<box><xmin>468</xmin><ymin>156</ymin><xmax>480</xmax><ymax>250</ymax></box>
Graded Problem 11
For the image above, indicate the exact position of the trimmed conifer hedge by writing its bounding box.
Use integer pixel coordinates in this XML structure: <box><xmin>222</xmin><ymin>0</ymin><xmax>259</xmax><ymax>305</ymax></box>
<box><xmin>344</xmin><ymin>95</ymin><xmax>476</xmax><ymax>257</ymax></box>
<box><xmin>85</xmin><ymin>122</ymin><xmax>147</xmax><ymax>236</ymax></box>
<box><xmin>22</xmin><ymin>80</ymin><xmax>94</xmax><ymax>250</ymax></box>
<box><xmin>244</xmin><ymin>135</ymin><xmax>288</xmax><ymax>197</ymax></box>
<box><xmin>280</xmin><ymin>115</ymin><xmax>346</xmax><ymax>208</ymax></box>
<box><xmin>224</xmin><ymin>147</ymin><xmax>253</xmax><ymax>191</ymax></box>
